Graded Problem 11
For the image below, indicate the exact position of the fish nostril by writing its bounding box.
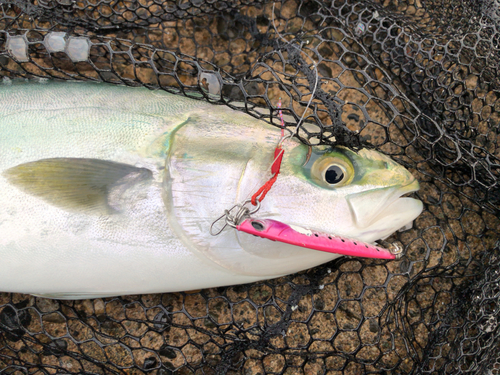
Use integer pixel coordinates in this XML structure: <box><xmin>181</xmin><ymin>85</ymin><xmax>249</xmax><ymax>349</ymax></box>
<box><xmin>251</xmin><ymin>221</ymin><xmax>265</xmax><ymax>231</ymax></box>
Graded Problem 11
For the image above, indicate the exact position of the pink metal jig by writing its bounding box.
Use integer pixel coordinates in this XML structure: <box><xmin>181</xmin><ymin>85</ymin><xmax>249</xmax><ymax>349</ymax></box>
<box><xmin>236</xmin><ymin>218</ymin><xmax>400</xmax><ymax>260</ymax></box>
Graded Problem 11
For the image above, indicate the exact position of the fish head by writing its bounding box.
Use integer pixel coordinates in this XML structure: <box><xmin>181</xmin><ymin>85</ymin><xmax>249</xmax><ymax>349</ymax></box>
<box><xmin>165</xmin><ymin>112</ymin><xmax>422</xmax><ymax>277</ymax></box>
<box><xmin>261</xmin><ymin>142</ymin><xmax>423</xmax><ymax>243</ymax></box>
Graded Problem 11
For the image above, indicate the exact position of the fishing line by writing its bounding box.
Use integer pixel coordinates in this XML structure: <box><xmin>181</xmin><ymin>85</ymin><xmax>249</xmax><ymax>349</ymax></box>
<box><xmin>210</xmin><ymin>2</ymin><xmax>321</xmax><ymax>234</ymax></box>
<box><xmin>271</xmin><ymin>2</ymin><xmax>320</xmax><ymax>139</ymax></box>
<box><xmin>241</xmin><ymin>3</ymin><xmax>321</xmax><ymax>200</ymax></box>
<box><xmin>242</xmin><ymin>3</ymin><xmax>320</xmax><ymax>203</ymax></box>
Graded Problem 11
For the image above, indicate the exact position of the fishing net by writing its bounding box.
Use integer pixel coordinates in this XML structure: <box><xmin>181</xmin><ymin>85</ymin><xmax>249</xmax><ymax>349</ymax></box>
<box><xmin>0</xmin><ymin>0</ymin><xmax>499</xmax><ymax>373</ymax></box>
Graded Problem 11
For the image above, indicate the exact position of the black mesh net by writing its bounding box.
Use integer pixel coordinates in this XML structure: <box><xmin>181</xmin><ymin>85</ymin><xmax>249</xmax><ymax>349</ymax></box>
<box><xmin>0</xmin><ymin>0</ymin><xmax>499</xmax><ymax>373</ymax></box>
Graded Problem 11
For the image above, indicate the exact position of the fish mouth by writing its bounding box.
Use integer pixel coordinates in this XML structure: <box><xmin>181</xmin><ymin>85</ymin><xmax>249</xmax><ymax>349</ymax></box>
<box><xmin>346</xmin><ymin>179</ymin><xmax>422</xmax><ymax>242</ymax></box>
<box><xmin>369</xmin><ymin>188</ymin><xmax>421</xmax><ymax>228</ymax></box>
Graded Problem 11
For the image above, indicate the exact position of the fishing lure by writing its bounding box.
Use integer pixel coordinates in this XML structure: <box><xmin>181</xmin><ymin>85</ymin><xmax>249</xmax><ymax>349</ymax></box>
<box><xmin>237</xmin><ymin>218</ymin><xmax>401</xmax><ymax>259</ymax></box>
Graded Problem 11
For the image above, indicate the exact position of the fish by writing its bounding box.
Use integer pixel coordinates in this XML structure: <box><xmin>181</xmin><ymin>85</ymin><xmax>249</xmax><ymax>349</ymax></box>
<box><xmin>0</xmin><ymin>81</ymin><xmax>423</xmax><ymax>299</ymax></box>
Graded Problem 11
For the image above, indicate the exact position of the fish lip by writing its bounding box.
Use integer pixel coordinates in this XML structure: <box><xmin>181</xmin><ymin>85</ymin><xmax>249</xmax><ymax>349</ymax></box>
<box><xmin>371</xmin><ymin>179</ymin><xmax>421</xmax><ymax>222</ymax></box>
<box><xmin>362</xmin><ymin>185</ymin><xmax>422</xmax><ymax>237</ymax></box>
<box><xmin>346</xmin><ymin>178</ymin><xmax>421</xmax><ymax>229</ymax></box>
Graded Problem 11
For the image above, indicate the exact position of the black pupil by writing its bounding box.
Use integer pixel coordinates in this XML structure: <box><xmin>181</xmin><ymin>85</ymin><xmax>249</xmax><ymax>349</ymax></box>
<box><xmin>325</xmin><ymin>165</ymin><xmax>344</xmax><ymax>184</ymax></box>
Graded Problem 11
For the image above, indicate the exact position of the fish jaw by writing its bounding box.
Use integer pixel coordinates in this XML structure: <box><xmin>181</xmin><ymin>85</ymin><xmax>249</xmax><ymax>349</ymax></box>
<box><xmin>346</xmin><ymin>179</ymin><xmax>422</xmax><ymax>242</ymax></box>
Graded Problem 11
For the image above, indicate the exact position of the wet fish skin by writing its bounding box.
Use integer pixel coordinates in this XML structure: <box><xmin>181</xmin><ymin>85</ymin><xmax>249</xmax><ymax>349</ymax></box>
<box><xmin>0</xmin><ymin>81</ymin><xmax>422</xmax><ymax>299</ymax></box>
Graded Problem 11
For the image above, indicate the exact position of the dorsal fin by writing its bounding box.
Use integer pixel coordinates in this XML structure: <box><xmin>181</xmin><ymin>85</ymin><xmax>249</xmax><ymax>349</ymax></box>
<box><xmin>3</xmin><ymin>158</ymin><xmax>152</xmax><ymax>214</ymax></box>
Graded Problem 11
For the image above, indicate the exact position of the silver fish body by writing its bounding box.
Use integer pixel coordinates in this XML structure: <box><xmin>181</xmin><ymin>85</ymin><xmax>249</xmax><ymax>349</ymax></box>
<box><xmin>0</xmin><ymin>81</ymin><xmax>422</xmax><ymax>299</ymax></box>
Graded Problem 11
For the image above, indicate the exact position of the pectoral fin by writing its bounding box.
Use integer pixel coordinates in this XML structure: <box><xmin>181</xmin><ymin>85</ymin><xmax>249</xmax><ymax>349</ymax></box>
<box><xmin>3</xmin><ymin>158</ymin><xmax>152</xmax><ymax>214</ymax></box>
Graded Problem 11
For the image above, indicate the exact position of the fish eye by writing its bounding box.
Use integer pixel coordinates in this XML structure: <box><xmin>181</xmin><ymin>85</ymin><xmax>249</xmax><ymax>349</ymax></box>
<box><xmin>307</xmin><ymin>150</ymin><xmax>354</xmax><ymax>189</ymax></box>
<box><xmin>324</xmin><ymin>164</ymin><xmax>346</xmax><ymax>185</ymax></box>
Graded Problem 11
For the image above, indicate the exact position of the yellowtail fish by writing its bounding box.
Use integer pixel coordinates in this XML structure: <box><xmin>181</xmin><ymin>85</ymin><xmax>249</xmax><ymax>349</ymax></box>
<box><xmin>0</xmin><ymin>81</ymin><xmax>422</xmax><ymax>299</ymax></box>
